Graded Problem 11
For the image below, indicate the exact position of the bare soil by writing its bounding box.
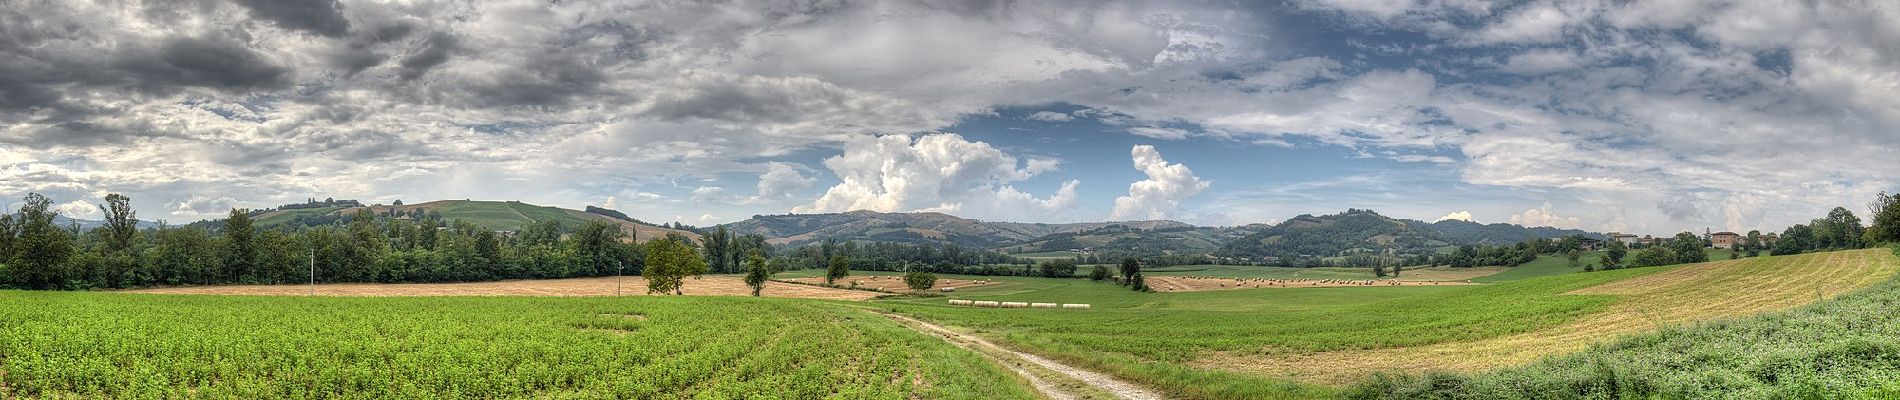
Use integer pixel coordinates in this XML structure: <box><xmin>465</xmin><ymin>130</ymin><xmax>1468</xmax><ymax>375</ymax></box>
<box><xmin>126</xmin><ymin>275</ymin><xmax>881</xmax><ymax>300</ymax></box>
<box><xmin>1144</xmin><ymin>276</ymin><xmax>1476</xmax><ymax>292</ymax></box>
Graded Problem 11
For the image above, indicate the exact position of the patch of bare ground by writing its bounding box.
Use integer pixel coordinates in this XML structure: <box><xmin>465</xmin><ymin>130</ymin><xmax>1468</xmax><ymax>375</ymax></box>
<box><xmin>783</xmin><ymin>276</ymin><xmax>999</xmax><ymax>293</ymax></box>
<box><xmin>1192</xmin><ymin>249</ymin><xmax>1900</xmax><ymax>385</ymax></box>
<box><xmin>875</xmin><ymin>311</ymin><xmax>1163</xmax><ymax>400</ymax></box>
<box><xmin>1391</xmin><ymin>266</ymin><xmax>1507</xmax><ymax>282</ymax></box>
<box><xmin>1144</xmin><ymin>276</ymin><xmax>1476</xmax><ymax>292</ymax></box>
<box><xmin>125</xmin><ymin>275</ymin><xmax>881</xmax><ymax>300</ymax></box>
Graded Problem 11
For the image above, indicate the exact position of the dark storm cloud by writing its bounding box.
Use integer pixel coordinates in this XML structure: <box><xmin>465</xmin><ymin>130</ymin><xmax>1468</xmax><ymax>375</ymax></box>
<box><xmin>398</xmin><ymin>31</ymin><xmax>457</xmax><ymax>81</ymax></box>
<box><xmin>230</xmin><ymin>0</ymin><xmax>352</xmax><ymax>37</ymax></box>
<box><xmin>465</xmin><ymin>56</ymin><xmax>607</xmax><ymax>107</ymax></box>
<box><xmin>120</xmin><ymin>36</ymin><xmax>291</xmax><ymax>91</ymax></box>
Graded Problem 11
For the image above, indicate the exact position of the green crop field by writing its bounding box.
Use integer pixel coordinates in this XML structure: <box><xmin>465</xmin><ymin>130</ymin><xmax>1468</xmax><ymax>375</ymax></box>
<box><xmin>1142</xmin><ymin>265</ymin><xmax>1378</xmax><ymax>280</ymax></box>
<box><xmin>0</xmin><ymin>293</ymin><xmax>1032</xmax><ymax>399</ymax></box>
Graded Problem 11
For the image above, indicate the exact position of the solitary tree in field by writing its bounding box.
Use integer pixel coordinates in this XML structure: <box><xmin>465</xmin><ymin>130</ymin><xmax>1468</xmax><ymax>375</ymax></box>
<box><xmin>645</xmin><ymin>238</ymin><xmax>708</xmax><ymax>295</ymax></box>
<box><xmin>904</xmin><ymin>268</ymin><xmax>936</xmax><ymax>292</ymax></box>
<box><xmin>825</xmin><ymin>255</ymin><xmax>849</xmax><ymax>285</ymax></box>
<box><xmin>1392</xmin><ymin>263</ymin><xmax>1403</xmax><ymax>277</ymax></box>
<box><xmin>1118</xmin><ymin>258</ymin><xmax>1141</xmax><ymax>285</ymax></box>
<box><xmin>1089</xmin><ymin>265</ymin><xmax>1110</xmax><ymax>281</ymax></box>
<box><xmin>1566</xmin><ymin>249</ymin><xmax>1581</xmax><ymax>268</ymax></box>
<box><xmin>743</xmin><ymin>252</ymin><xmax>771</xmax><ymax>297</ymax></box>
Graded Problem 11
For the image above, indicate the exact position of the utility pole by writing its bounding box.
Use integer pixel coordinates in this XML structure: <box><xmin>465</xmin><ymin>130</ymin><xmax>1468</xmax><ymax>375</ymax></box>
<box><xmin>615</xmin><ymin>261</ymin><xmax>623</xmax><ymax>296</ymax></box>
<box><xmin>308</xmin><ymin>248</ymin><xmax>315</xmax><ymax>296</ymax></box>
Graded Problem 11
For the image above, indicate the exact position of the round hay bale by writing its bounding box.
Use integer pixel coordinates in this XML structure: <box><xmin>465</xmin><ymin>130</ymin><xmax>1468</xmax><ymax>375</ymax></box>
<box><xmin>940</xmin><ymin>287</ymin><xmax>956</xmax><ymax>292</ymax></box>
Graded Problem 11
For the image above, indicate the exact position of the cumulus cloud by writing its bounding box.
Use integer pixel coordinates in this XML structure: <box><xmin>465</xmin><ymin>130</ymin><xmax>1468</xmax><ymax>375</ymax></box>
<box><xmin>1508</xmin><ymin>202</ymin><xmax>1582</xmax><ymax>229</ymax></box>
<box><xmin>169</xmin><ymin>196</ymin><xmax>242</xmax><ymax>218</ymax></box>
<box><xmin>1110</xmin><ymin>145</ymin><xmax>1209</xmax><ymax>221</ymax></box>
<box><xmin>1027</xmin><ymin>111</ymin><xmax>1075</xmax><ymax>122</ymax></box>
<box><xmin>756</xmin><ymin>162</ymin><xmax>816</xmax><ymax>199</ymax></box>
<box><xmin>796</xmin><ymin>134</ymin><xmax>1079</xmax><ymax>221</ymax></box>
<box><xmin>57</xmin><ymin>200</ymin><xmax>100</xmax><ymax>219</ymax></box>
<box><xmin>1436</xmin><ymin>211</ymin><xmax>1474</xmax><ymax>222</ymax></box>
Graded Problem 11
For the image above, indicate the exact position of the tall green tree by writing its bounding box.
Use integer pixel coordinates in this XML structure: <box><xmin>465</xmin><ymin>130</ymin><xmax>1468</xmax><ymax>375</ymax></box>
<box><xmin>223</xmin><ymin>208</ymin><xmax>258</xmax><ymax>283</ymax></box>
<box><xmin>572</xmin><ymin>219</ymin><xmax>626</xmax><ymax>276</ymax></box>
<box><xmin>1871</xmin><ymin>192</ymin><xmax>1900</xmax><ymax>244</ymax></box>
<box><xmin>1601</xmin><ymin>240</ymin><xmax>1627</xmax><ymax>270</ymax></box>
<box><xmin>99</xmin><ymin>194</ymin><xmax>138</xmax><ymax>253</ymax></box>
<box><xmin>903</xmin><ymin>266</ymin><xmax>937</xmax><ymax>292</ymax></box>
<box><xmin>1089</xmin><ymin>264</ymin><xmax>1110</xmax><ymax>281</ymax></box>
<box><xmin>644</xmin><ymin>237</ymin><xmax>707</xmax><ymax>295</ymax></box>
<box><xmin>825</xmin><ymin>255</ymin><xmax>850</xmax><ymax>285</ymax></box>
<box><xmin>1670</xmin><ymin>232</ymin><xmax>1708</xmax><ymax>264</ymax></box>
<box><xmin>9</xmin><ymin>193</ymin><xmax>75</xmax><ymax>289</ymax></box>
<box><xmin>1118</xmin><ymin>258</ymin><xmax>1141</xmax><ymax>285</ymax></box>
<box><xmin>742</xmin><ymin>251</ymin><xmax>770</xmax><ymax>297</ymax></box>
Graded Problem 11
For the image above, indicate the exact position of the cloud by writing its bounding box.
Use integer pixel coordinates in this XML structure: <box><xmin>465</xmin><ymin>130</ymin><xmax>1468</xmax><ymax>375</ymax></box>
<box><xmin>1110</xmin><ymin>145</ymin><xmax>1209</xmax><ymax>221</ymax></box>
<box><xmin>600</xmin><ymin>196</ymin><xmax>617</xmax><ymax>209</ymax></box>
<box><xmin>756</xmin><ymin>162</ymin><xmax>815</xmax><ymax>199</ymax></box>
<box><xmin>231</xmin><ymin>0</ymin><xmax>352</xmax><ymax>38</ymax></box>
<box><xmin>57</xmin><ymin>200</ymin><xmax>100</xmax><ymax>219</ymax></box>
<box><xmin>169</xmin><ymin>196</ymin><xmax>242</xmax><ymax>217</ymax></box>
<box><xmin>1436</xmin><ymin>211</ymin><xmax>1474</xmax><ymax>222</ymax></box>
<box><xmin>1508</xmin><ymin>201</ymin><xmax>1582</xmax><ymax>229</ymax></box>
<box><xmin>796</xmin><ymin>133</ymin><xmax>1079</xmax><ymax>221</ymax></box>
<box><xmin>1027</xmin><ymin>111</ymin><xmax>1074</xmax><ymax>122</ymax></box>
<box><xmin>691</xmin><ymin>187</ymin><xmax>725</xmax><ymax>203</ymax></box>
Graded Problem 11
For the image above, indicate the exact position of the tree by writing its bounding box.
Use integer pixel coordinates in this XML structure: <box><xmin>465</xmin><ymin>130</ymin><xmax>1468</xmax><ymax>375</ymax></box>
<box><xmin>825</xmin><ymin>255</ymin><xmax>849</xmax><ymax>285</ymax></box>
<box><xmin>1871</xmin><ymin>192</ymin><xmax>1900</xmax><ymax>244</ymax></box>
<box><xmin>1089</xmin><ymin>265</ymin><xmax>1110</xmax><ymax>281</ymax></box>
<box><xmin>1129</xmin><ymin>272</ymin><xmax>1148</xmax><ymax>292</ymax></box>
<box><xmin>9</xmin><ymin>193</ymin><xmax>75</xmax><ymax>289</ymax></box>
<box><xmin>1629</xmin><ymin>246</ymin><xmax>1676</xmax><ymax>268</ymax></box>
<box><xmin>742</xmin><ymin>252</ymin><xmax>770</xmax><ymax>297</ymax></box>
<box><xmin>644</xmin><ymin>238</ymin><xmax>707</xmax><ymax>295</ymax></box>
<box><xmin>223</xmin><ymin>208</ymin><xmax>258</xmax><ymax>283</ymax></box>
<box><xmin>99</xmin><ymin>194</ymin><xmax>138</xmax><ymax>253</ymax></box>
<box><xmin>904</xmin><ymin>268</ymin><xmax>937</xmax><ymax>292</ymax></box>
<box><xmin>1566</xmin><ymin>249</ymin><xmax>1581</xmax><ymax>268</ymax></box>
<box><xmin>1670</xmin><ymin>232</ymin><xmax>1707</xmax><ymax>264</ymax></box>
<box><xmin>1601</xmin><ymin>240</ymin><xmax>1627</xmax><ymax>270</ymax></box>
<box><xmin>1818</xmin><ymin>207</ymin><xmax>1866</xmax><ymax>249</ymax></box>
<box><xmin>392</xmin><ymin>199</ymin><xmax>404</xmax><ymax>206</ymax></box>
<box><xmin>1392</xmin><ymin>263</ymin><xmax>1403</xmax><ymax>277</ymax></box>
<box><xmin>1775</xmin><ymin>224</ymin><xmax>1815</xmax><ymax>255</ymax></box>
<box><xmin>1371</xmin><ymin>263</ymin><xmax>1386</xmax><ymax>277</ymax></box>
<box><xmin>1037</xmin><ymin>259</ymin><xmax>1077</xmax><ymax>278</ymax></box>
<box><xmin>572</xmin><ymin>219</ymin><xmax>626</xmax><ymax>276</ymax></box>
<box><xmin>1117</xmin><ymin>258</ymin><xmax>1141</xmax><ymax>285</ymax></box>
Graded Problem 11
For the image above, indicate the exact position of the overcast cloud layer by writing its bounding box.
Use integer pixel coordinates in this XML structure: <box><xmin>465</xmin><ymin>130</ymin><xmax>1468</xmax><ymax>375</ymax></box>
<box><xmin>3</xmin><ymin>0</ymin><xmax>1897</xmax><ymax>235</ymax></box>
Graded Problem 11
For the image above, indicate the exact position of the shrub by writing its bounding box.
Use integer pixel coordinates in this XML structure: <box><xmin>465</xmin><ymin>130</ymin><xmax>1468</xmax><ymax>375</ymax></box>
<box><xmin>1089</xmin><ymin>265</ymin><xmax>1110</xmax><ymax>281</ymax></box>
<box><xmin>904</xmin><ymin>269</ymin><xmax>937</xmax><ymax>292</ymax></box>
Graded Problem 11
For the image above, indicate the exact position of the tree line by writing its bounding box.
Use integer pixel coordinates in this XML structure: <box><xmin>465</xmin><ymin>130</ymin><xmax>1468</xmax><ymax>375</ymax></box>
<box><xmin>0</xmin><ymin>193</ymin><xmax>719</xmax><ymax>291</ymax></box>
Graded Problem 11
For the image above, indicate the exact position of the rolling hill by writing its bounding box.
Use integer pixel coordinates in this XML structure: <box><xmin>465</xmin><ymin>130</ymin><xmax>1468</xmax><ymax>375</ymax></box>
<box><xmin>1216</xmin><ymin>209</ymin><xmax>1451</xmax><ymax>260</ymax></box>
<box><xmin>1422</xmin><ymin>219</ymin><xmax>1604</xmax><ymax>244</ymax></box>
<box><xmin>250</xmin><ymin>200</ymin><xmax>699</xmax><ymax>243</ymax></box>
<box><xmin>718</xmin><ymin>210</ymin><xmax>1190</xmax><ymax>248</ymax></box>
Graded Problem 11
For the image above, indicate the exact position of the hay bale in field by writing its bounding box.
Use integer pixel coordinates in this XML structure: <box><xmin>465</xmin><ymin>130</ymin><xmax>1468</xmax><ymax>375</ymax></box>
<box><xmin>1000</xmin><ymin>302</ymin><xmax>1029</xmax><ymax>308</ymax></box>
<box><xmin>1061</xmin><ymin>304</ymin><xmax>1091</xmax><ymax>309</ymax></box>
<box><xmin>1030</xmin><ymin>302</ymin><xmax>1058</xmax><ymax>308</ymax></box>
<box><xmin>948</xmin><ymin>299</ymin><xmax>974</xmax><ymax>306</ymax></box>
<box><xmin>973</xmin><ymin>301</ymin><xmax>1001</xmax><ymax>308</ymax></box>
<box><xmin>940</xmin><ymin>287</ymin><xmax>956</xmax><ymax>292</ymax></box>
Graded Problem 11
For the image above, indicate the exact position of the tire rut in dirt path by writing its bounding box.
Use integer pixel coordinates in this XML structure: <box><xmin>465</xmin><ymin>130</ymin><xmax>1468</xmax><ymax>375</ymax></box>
<box><xmin>873</xmin><ymin>311</ymin><xmax>1166</xmax><ymax>400</ymax></box>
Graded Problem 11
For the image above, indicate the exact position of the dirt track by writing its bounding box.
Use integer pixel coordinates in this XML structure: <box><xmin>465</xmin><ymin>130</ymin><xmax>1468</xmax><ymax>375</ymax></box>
<box><xmin>783</xmin><ymin>275</ymin><xmax>998</xmax><ymax>292</ymax></box>
<box><xmin>126</xmin><ymin>275</ymin><xmax>881</xmax><ymax>300</ymax></box>
<box><xmin>878</xmin><ymin>311</ymin><xmax>1164</xmax><ymax>400</ymax></box>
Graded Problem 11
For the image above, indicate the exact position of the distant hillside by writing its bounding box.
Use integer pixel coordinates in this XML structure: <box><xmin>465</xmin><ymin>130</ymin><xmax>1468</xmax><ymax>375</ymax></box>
<box><xmin>719</xmin><ymin>210</ymin><xmax>1191</xmax><ymax>248</ymax></box>
<box><xmin>1216</xmin><ymin>209</ymin><xmax>1450</xmax><ymax>260</ymax></box>
<box><xmin>995</xmin><ymin>224</ymin><xmax>1250</xmax><ymax>257</ymax></box>
<box><xmin>1421</xmin><ymin>219</ymin><xmax>1604</xmax><ymax>244</ymax></box>
<box><xmin>52</xmin><ymin>215</ymin><xmax>163</xmax><ymax>230</ymax></box>
<box><xmin>250</xmin><ymin>200</ymin><xmax>699</xmax><ymax>243</ymax></box>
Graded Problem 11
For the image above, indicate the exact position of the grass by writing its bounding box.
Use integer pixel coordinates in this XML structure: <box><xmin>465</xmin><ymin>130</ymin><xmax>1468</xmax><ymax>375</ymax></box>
<box><xmin>1471</xmin><ymin>252</ymin><xmax>1602</xmax><ymax>283</ymax></box>
<box><xmin>1142</xmin><ymin>265</ymin><xmax>1376</xmax><ymax>280</ymax></box>
<box><xmin>1350</xmin><ymin>249</ymin><xmax>1900</xmax><ymax>399</ymax></box>
<box><xmin>879</xmin><ymin>249</ymin><xmax>1900</xmax><ymax>399</ymax></box>
<box><xmin>0</xmin><ymin>293</ymin><xmax>1033</xmax><ymax>399</ymax></box>
<box><xmin>253</xmin><ymin>206</ymin><xmax>346</xmax><ymax>226</ymax></box>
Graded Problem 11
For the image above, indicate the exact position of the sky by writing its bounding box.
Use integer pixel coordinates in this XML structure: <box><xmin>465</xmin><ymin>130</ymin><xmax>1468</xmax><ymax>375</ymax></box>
<box><xmin>3</xmin><ymin>0</ymin><xmax>1898</xmax><ymax>237</ymax></box>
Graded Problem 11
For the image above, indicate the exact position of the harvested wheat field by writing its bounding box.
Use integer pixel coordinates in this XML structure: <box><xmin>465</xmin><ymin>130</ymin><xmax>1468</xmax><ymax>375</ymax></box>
<box><xmin>1200</xmin><ymin>249</ymin><xmax>1900</xmax><ymax>385</ymax></box>
<box><xmin>784</xmin><ymin>275</ymin><xmax>999</xmax><ymax>292</ymax></box>
<box><xmin>127</xmin><ymin>275</ymin><xmax>882</xmax><ymax>300</ymax></box>
<box><xmin>1144</xmin><ymin>276</ymin><xmax>1476</xmax><ymax>292</ymax></box>
<box><xmin>1390</xmin><ymin>266</ymin><xmax>1506</xmax><ymax>282</ymax></box>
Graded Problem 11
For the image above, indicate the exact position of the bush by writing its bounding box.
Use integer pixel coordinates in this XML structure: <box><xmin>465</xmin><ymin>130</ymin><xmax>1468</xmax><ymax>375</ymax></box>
<box><xmin>1037</xmin><ymin>259</ymin><xmax>1077</xmax><ymax>278</ymax></box>
<box><xmin>1089</xmin><ymin>265</ymin><xmax>1110</xmax><ymax>281</ymax></box>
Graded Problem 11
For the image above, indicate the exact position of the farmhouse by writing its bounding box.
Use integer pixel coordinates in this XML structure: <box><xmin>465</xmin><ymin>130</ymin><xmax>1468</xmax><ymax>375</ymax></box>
<box><xmin>1577</xmin><ymin>237</ymin><xmax>1604</xmax><ymax>250</ymax></box>
<box><xmin>1608</xmin><ymin>232</ymin><xmax>1640</xmax><ymax>246</ymax></box>
<box><xmin>1710</xmin><ymin>232</ymin><xmax>1742</xmax><ymax>249</ymax></box>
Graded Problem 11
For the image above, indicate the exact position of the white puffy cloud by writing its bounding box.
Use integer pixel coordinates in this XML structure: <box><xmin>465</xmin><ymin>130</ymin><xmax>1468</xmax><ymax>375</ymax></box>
<box><xmin>1508</xmin><ymin>201</ymin><xmax>1582</xmax><ymax>229</ymax></box>
<box><xmin>796</xmin><ymin>133</ymin><xmax>1079</xmax><ymax>222</ymax></box>
<box><xmin>57</xmin><ymin>200</ymin><xmax>99</xmax><ymax>219</ymax></box>
<box><xmin>1110</xmin><ymin>145</ymin><xmax>1209</xmax><ymax>221</ymax></box>
<box><xmin>168</xmin><ymin>196</ymin><xmax>242</xmax><ymax>218</ymax></box>
<box><xmin>1027</xmin><ymin>111</ymin><xmax>1074</xmax><ymax>122</ymax></box>
<box><xmin>1436</xmin><ymin>211</ymin><xmax>1474</xmax><ymax>222</ymax></box>
<box><xmin>756</xmin><ymin>162</ymin><xmax>816</xmax><ymax>199</ymax></box>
